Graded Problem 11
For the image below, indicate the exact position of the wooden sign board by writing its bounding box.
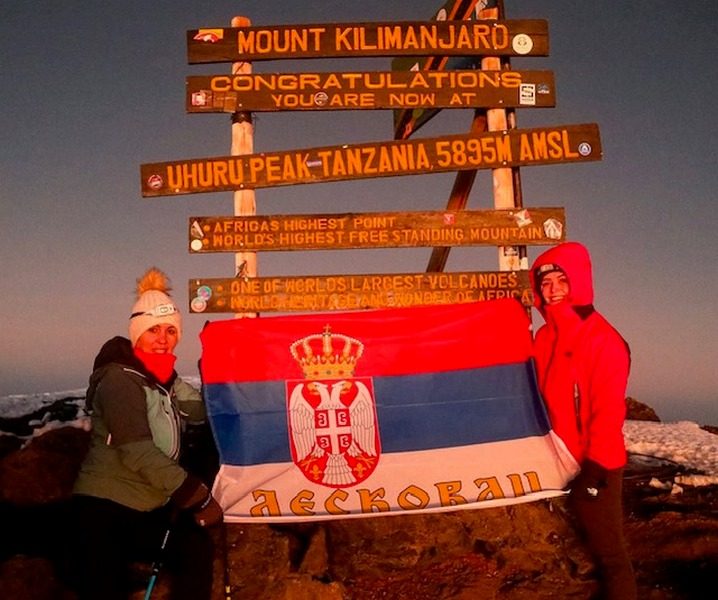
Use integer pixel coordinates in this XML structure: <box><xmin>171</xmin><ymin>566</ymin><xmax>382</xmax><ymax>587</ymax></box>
<box><xmin>187</xmin><ymin>20</ymin><xmax>548</xmax><ymax>63</ymax></box>
<box><xmin>188</xmin><ymin>270</ymin><xmax>532</xmax><ymax>313</ymax></box>
<box><xmin>186</xmin><ymin>70</ymin><xmax>555</xmax><ymax>113</ymax></box>
<box><xmin>141</xmin><ymin>123</ymin><xmax>601</xmax><ymax>196</ymax></box>
<box><xmin>189</xmin><ymin>208</ymin><xmax>565</xmax><ymax>253</ymax></box>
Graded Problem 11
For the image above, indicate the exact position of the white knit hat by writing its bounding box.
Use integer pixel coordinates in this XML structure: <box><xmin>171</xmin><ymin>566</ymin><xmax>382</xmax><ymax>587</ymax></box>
<box><xmin>129</xmin><ymin>268</ymin><xmax>182</xmax><ymax>347</ymax></box>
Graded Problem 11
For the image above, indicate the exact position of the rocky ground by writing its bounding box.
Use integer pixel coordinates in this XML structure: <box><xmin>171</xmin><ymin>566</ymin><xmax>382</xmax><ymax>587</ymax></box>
<box><xmin>0</xmin><ymin>398</ymin><xmax>716</xmax><ymax>600</ymax></box>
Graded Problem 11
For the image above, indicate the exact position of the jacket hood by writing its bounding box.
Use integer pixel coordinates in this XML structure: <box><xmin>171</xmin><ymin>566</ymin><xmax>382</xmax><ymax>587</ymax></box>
<box><xmin>92</xmin><ymin>336</ymin><xmax>143</xmax><ymax>372</ymax></box>
<box><xmin>86</xmin><ymin>336</ymin><xmax>179</xmax><ymax>412</ymax></box>
<box><xmin>530</xmin><ymin>242</ymin><xmax>594</xmax><ymax>312</ymax></box>
<box><xmin>86</xmin><ymin>337</ymin><xmax>140</xmax><ymax>412</ymax></box>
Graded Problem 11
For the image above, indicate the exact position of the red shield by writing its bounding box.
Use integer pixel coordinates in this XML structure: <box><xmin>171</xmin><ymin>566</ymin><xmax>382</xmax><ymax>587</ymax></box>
<box><xmin>287</xmin><ymin>378</ymin><xmax>380</xmax><ymax>488</ymax></box>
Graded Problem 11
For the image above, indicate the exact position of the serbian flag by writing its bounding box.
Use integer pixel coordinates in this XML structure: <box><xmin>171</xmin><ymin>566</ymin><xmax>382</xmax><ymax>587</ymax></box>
<box><xmin>200</xmin><ymin>299</ymin><xmax>578</xmax><ymax>523</ymax></box>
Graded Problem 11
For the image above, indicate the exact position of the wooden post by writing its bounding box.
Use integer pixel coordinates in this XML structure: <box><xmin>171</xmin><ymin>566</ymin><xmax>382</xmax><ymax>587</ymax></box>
<box><xmin>425</xmin><ymin>110</ymin><xmax>486</xmax><ymax>273</ymax></box>
<box><xmin>483</xmin><ymin>0</ymin><xmax>522</xmax><ymax>272</ymax></box>
<box><xmin>231</xmin><ymin>16</ymin><xmax>258</xmax><ymax>318</ymax></box>
<box><xmin>427</xmin><ymin>0</ymin><xmax>521</xmax><ymax>273</ymax></box>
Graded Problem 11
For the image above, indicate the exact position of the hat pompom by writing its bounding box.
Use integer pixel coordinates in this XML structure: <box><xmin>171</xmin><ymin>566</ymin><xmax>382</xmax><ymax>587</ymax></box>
<box><xmin>136</xmin><ymin>267</ymin><xmax>172</xmax><ymax>298</ymax></box>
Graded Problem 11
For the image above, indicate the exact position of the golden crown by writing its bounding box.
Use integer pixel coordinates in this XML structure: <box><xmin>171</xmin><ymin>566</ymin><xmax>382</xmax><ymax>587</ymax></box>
<box><xmin>290</xmin><ymin>325</ymin><xmax>364</xmax><ymax>380</ymax></box>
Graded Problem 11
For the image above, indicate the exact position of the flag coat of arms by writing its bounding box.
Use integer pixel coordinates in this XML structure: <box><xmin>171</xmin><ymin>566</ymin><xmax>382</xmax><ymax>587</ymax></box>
<box><xmin>200</xmin><ymin>299</ymin><xmax>578</xmax><ymax>522</ymax></box>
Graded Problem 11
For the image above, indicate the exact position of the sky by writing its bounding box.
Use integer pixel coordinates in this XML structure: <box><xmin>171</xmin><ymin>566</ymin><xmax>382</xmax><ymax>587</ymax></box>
<box><xmin>1</xmin><ymin>1</ymin><xmax>716</xmax><ymax>424</ymax></box>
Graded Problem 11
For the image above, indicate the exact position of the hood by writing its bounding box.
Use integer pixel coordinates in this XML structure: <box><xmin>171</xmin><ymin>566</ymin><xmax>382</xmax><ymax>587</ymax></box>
<box><xmin>86</xmin><ymin>336</ymin><xmax>148</xmax><ymax>412</ymax></box>
<box><xmin>530</xmin><ymin>242</ymin><xmax>594</xmax><ymax>313</ymax></box>
<box><xmin>92</xmin><ymin>336</ymin><xmax>142</xmax><ymax>372</ymax></box>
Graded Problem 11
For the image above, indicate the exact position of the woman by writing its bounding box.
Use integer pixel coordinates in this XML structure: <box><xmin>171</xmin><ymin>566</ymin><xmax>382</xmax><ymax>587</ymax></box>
<box><xmin>71</xmin><ymin>268</ymin><xmax>222</xmax><ymax>600</ymax></box>
<box><xmin>530</xmin><ymin>242</ymin><xmax>636</xmax><ymax>600</ymax></box>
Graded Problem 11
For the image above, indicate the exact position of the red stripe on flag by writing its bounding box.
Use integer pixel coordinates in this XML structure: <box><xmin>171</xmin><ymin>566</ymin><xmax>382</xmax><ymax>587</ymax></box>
<box><xmin>200</xmin><ymin>299</ymin><xmax>531</xmax><ymax>384</ymax></box>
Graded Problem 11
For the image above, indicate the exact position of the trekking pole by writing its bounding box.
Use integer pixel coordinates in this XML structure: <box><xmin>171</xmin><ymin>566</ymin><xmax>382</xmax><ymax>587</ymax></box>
<box><xmin>144</xmin><ymin>510</ymin><xmax>178</xmax><ymax>600</ymax></box>
<box><xmin>221</xmin><ymin>520</ymin><xmax>232</xmax><ymax>600</ymax></box>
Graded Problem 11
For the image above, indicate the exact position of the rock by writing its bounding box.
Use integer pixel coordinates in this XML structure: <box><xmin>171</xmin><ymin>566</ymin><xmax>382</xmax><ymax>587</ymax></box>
<box><xmin>0</xmin><ymin>434</ymin><xmax>23</xmax><ymax>458</ymax></box>
<box><xmin>297</xmin><ymin>526</ymin><xmax>329</xmax><ymax>578</ymax></box>
<box><xmin>0</xmin><ymin>397</ymin><xmax>85</xmax><ymax>439</ymax></box>
<box><xmin>258</xmin><ymin>576</ymin><xmax>346</xmax><ymax>600</ymax></box>
<box><xmin>623</xmin><ymin>478</ymin><xmax>718</xmax><ymax>599</ymax></box>
<box><xmin>212</xmin><ymin>499</ymin><xmax>598</xmax><ymax>600</ymax></box>
<box><xmin>0</xmin><ymin>427</ymin><xmax>89</xmax><ymax>506</ymax></box>
<box><xmin>626</xmin><ymin>397</ymin><xmax>661</xmax><ymax>422</ymax></box>
<box><xmin>0</xmin><ymin>555</ymin><xmax>75</xmax><ymax>600</ymax></box>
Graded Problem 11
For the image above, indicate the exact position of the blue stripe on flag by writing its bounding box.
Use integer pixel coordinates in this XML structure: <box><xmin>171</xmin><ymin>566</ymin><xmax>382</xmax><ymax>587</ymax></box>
<box><xmin>205</xmin><ymin>360</ymin><xmax>549</xmax><ymax>466</ymax></box>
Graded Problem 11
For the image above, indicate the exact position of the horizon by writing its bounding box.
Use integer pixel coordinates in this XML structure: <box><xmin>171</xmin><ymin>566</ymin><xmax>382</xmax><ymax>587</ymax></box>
<box><xmin>2</xmin><ymin>376</ymin><xmax>716</xmax><ymax>428</ymax></box>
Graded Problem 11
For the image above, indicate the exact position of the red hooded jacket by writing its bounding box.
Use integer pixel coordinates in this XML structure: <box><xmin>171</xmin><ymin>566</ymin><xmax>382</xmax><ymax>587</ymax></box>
<box><xmin>530</xmin><ymin>242</ymin><xmax>629</xmax><ymax>470</ymax></box>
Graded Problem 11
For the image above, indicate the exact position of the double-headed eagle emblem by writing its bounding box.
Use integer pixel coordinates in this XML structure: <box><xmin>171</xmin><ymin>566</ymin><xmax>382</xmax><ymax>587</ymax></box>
<box><xmin>288</xmin><ymin>326</ymin><xmax>379</xmax><ymax>487</ymax></box>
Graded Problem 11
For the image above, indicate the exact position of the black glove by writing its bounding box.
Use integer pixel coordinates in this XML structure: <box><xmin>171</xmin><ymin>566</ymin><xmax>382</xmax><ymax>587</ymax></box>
<box><xmin>170</xmin><ymin>474</ymin><xmax>209</xmax><ymax>509</ymax></box>
<box><xmin>170</xmin><ymin>474</ymin><xmax>223</xmax><ymax>527</ymax></box>
<box><xmin>192</xmin><ymin>494</ymin><xmax>223</xmax><ymax>528</ymax></box>
<box><xmin>569</xmin><ymin>459</ymin><xmax>608</xmax><ymax>500</ymax></box>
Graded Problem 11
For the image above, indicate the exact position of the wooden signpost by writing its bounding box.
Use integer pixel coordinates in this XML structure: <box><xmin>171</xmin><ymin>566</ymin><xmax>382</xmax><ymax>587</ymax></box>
<box><xmin>189</xmin><ymin>270</ymin><xmax>532</xmax><ymax>314</ymax></box>
<box><xmin>187</xmin><ymin>20</ymin><xmax>548</xmax><ymax>63</ymax></box>
<box><xmin>141</xmin><ymin>123</ymin><xmax>601</xmax><ymax>196</ymax></box>
<box><xmin>189</xmin><ymin>208</ymin><xmax>565</xmax><ymax>253</ymax></box>
<box><xmin>136</xmin><ymin>3</ymin><xmax>604</xmax><ymax>317</ymax></box>
<box><xmin>186</xmin><ymin>70</ymin><xmax>555</xmax><ymax>113</ymax></box>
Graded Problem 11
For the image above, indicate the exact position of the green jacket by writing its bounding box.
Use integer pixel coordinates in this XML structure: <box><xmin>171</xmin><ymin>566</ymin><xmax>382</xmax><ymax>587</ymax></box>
<box><xmin>73</xmin><ymin>337</ymin><xmax>207</xmax><ymax>511</ymax></box>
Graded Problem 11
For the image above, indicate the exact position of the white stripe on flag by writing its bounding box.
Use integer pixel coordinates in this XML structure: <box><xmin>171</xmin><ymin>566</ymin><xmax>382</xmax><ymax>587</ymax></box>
<box><xmin>214</xmin><ymin>432</ymin><xmax>579</xmax><ymax>523</ymax></box>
